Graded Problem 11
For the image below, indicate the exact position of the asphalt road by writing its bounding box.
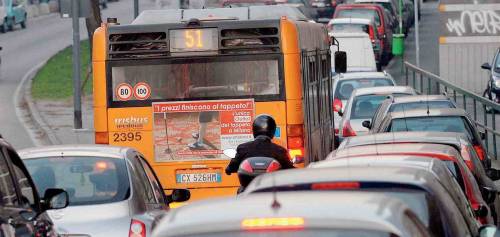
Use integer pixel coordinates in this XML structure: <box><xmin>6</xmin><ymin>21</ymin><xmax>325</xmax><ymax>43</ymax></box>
<box><xmin>0</xmin><ymin>0</ymin><xmax>155</xmax><ymax>149</ymax></box>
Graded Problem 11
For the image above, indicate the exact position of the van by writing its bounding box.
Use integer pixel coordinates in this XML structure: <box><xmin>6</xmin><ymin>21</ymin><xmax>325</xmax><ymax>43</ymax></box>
<box><xmin>330</xmin><ymin>32</ymin><xmax>377</xmax><ymax>73</ymax></box>
<box><xmin>0</xmin><ymin>0</ymin><xmax>27</xmax><ymax>33</ymax></box>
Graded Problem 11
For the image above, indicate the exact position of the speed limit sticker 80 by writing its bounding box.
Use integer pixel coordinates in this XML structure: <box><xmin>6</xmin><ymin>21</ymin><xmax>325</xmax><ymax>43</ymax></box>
<box><xmin>116</xmin><ymin>83</ymin><xmax>133</xmax><ymax>101</ymax></box>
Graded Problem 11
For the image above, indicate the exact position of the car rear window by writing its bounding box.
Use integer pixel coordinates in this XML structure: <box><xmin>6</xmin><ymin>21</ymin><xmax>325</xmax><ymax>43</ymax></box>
<box><xmin>350</xmin><ymin>93</ymin><xmax>413</xmax><ymax>119</ymax></box>
<box><xmin>25</xmin><ymin>157</ymin><xmax>130</xmax><ymax>206</ymax></box>
<box><xmin>185</xmin><ymin>229</ymin><xmax>397</xmax><ymax>237</ymax></box>
<box><xmin>334</xmin><ymin>79</ymin><xmax>393</xmax><ymax>100</ymax></box>
<box><xmin>336</xmin><ymin>9</ymin><xmax>381</xmax><ymax>26</ymax></box>
<box><xmin>388</xmin><ymin>116</ymin><xmax>472</xmax><ymax>140</ymax></box>
<box><xmin>388</xmin><ymin>101</ymin><xmax>455</xmax><ymax>113</ymax></box>
<box><xmin>328</xmin><ymin>24</ymin><xmax>369</xmax><ymax>34</ymax></box>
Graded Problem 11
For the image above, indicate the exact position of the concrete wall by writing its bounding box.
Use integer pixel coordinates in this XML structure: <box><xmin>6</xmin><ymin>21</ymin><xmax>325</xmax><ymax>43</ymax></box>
<box><xmin>439</xmin><ymin>0</ymin><xmax>500</xmax><ymax>94</ymax></box>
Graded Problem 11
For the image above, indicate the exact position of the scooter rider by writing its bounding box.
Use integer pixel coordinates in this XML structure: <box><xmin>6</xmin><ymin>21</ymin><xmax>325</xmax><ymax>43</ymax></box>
<box><xmin>225</xmin><ymin>114</ymin><xmax>295</xmax><ymax>175</ymax></box>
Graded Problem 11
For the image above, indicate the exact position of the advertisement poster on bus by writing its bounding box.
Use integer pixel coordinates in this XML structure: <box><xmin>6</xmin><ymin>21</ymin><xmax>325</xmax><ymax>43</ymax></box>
<box><xmin>152</xmin><ymin>99</ymin><xmax>255</xmax><ymax>162</ymax></box>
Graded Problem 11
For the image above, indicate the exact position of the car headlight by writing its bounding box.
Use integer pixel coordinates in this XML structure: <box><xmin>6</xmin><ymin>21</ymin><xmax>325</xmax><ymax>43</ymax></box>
<box><xmin>495</xmin><ymin>80</ymin><xmax>500</xmax><ymax>88</ymax></box>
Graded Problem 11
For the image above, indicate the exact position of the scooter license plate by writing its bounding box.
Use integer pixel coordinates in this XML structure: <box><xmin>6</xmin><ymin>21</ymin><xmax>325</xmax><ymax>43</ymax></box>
<box><xmin>176</xmin><ymin>171</ymin><xmax>222</xmax><ymax>183</ymax></box>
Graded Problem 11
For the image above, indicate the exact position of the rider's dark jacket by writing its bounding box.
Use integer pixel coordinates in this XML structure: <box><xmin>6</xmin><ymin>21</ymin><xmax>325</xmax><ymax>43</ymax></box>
<box><xmin>225</xmin><ymin>135</ymin><xmax>295</xmax><ymax>174</ymax></box>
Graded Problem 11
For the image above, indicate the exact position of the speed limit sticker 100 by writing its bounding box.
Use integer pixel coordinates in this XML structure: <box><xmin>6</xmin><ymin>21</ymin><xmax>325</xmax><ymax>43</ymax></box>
<box><xmin>134</xmin><ymin>83</ymin><xmax>151</xmax><ymax>100</ymax></box>
<box><xmin>116</xmin><ymin>83</ymin><xmax>133</xmax><ymax>101</ymax></box>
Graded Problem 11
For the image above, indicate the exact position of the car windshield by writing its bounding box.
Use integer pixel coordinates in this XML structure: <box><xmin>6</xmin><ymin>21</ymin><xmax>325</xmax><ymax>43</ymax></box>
<box><xmin>328</xmin><ymin>24</ymin><xmax>369</xmax><ymax>34</ymax></box>
<box><xmin>336</xmin><ymin>9</ymin><xmax>381</xmax><ymax>26</ymax></box>
<box><xmin>388</xmin><ymin>101</ymin><xmax>455</xmax><ymax>112</ymax></box>
<box><xmin>389</xmin><ymin>116</ymin><xmax>472</xmax><ymax>138</ymax></box>
<box><xmin>334</xmin><ymin>79</ymin><xmax>393</xmax><ymax>100</ymax></box>
<box><xmin>351</xmin><ymin>94</ymin><xmax>409</xmax><ymax>119</ymax></box>
<box><xmin>25</xmin><ymin>157</ymin><xmax>130</xmax><ymax>206</ymax></box>
<box><xmin>184</xmin><ymin>229</ymin><xmax>395</xmax><ymax>237</ymax></box>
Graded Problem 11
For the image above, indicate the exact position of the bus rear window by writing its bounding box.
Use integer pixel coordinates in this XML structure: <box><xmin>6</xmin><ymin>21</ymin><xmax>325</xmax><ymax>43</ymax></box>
<box><xmin>111</xmin><ymin>58</ymin><xmax>281</xmax><ymax>102</ymax></box>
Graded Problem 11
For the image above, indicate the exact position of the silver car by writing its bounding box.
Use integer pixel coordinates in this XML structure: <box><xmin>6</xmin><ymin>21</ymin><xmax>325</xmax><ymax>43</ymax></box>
<box><xmin>338</xmin><ymin>86</ymin><xmax>415</xmax><ymax>139</ymax></box>
<box><xmin>332</xmin><ymin>71</ymin><xmax>395</xmax><ymax>135</ymax></box>
<box><xmin>19</xmin><ymin>145</ymin><xmax>190</xmax><ymax>237</ymax></box>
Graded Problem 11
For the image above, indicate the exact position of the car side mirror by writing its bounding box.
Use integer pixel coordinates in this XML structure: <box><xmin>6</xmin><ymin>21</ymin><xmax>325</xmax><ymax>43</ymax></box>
<box><xmin>480</xmin><ymin>132</ymin><xmax>486</xmax><ymax>140</ymax></box>
<box><xmin>334</xmin><ymin>51</ymin><xmax>347</xmax><ymax>74</ymax></box>
<box><xmin>479</xmin><ymin>225</ymin><xmax>498</xmax><ymax>237</ymax></box>
<box><xmin>482</xmin><ymin>63</ymin><xmax>492</xmax><ymax>70</ymax></box>
<box><xmin>481</xmin><ymin>186</ymin><xmax>498</xmax><ymax>204</ymax></box>
<box><xmin>43</xmin><ymin>188</ymin><xmax>69</xmax><ymax>210</ymax></box>
<box><xmin>362</xmin><ymin>120</ymin><xmax>371</xmax><ymax>129</ymax></box>
<box><xmin>169</xmin><ymin>189</ymin><xmax>190</xmax><ymax>203</ymax></box>
<box><xmin>487</xmin><ymin>168</ymin><xmax>500</xmax><ymax>181</ymax></box>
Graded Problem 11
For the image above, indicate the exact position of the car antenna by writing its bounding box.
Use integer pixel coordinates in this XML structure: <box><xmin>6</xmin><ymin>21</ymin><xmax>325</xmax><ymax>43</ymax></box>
<box><xmin>271</xmin><ymin>173</ymin><xmax>281</xmax><ymax>210</ymax></box>
<box><xmin>373</xmin><ymin>133</ymin><xmax>379</xmax><ymax>156</ymax></box>
<box><xmin>401</xmin><ymin>104</ymin><xmax>410</xmax><ymax>132</ymax></box>
<box><xmin>426</xmin><ymin>94</ymin><xmax>430</xmax><ymax>115</ymax></box>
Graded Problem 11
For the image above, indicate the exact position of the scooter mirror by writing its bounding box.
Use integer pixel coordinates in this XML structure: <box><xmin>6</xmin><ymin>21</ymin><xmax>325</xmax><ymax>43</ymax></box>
<box><xmin>223</xmin><ymin>149</ymin><xmax>237</xmax><ymax>159</ymax></box>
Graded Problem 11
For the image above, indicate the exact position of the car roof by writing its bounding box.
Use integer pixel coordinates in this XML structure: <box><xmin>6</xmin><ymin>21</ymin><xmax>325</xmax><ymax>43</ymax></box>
<box><xmin>329</xmin><ymin>143</ymin><xmax>460</xmax><ymax>160</ymax></box>
<box><xmin>355</xmin><ymin>0</ymin><xmax>391</xmax><ymax>3</ymax></box>
<box><xmin>330</xmin><ymin>17</ymin><xmax>372</xmax><ymax>25</ymax></box>
<box><xmin>388</xmin><ymin>108</ymin><xmax>467</xmax><ymax>119</ymax></box>
<box><xmin>310</xmin><ymin>155</ymin><xmax>443</xmax><ymax>170</ymax></box>
<box><xmin>18</xmin><ymin>145</ymin><xmax>131</xmax><ymax>159</ymax></box>
<box><xmin>337</xmin><ymin>3</ymin><xmax>384</xmax><ymax>10</ymax></box>
<box><xmin>153</xmin><ymin>191</ymin><xmax>415</xmax><ymax>236</ymax></box>
<box><xmin>390</xmin><ymin>95</ymin><xmax>450</xmax><ymax>104</ymax></box>
<box><xmin>340</xmin><ymin>132</ymin><xmax>467</xmax><ymax>149</ymax></box>
<box><xmin>330</xmin><ymin>31</ymin><xmax>371</xmax><ymax>38</ymax></box>
<box><xmin>335</xmin><ymin>71</ymin><xmax>391</xmax><ymax>80</ymax></box>
<box><xmin>352</xmin><ymin>86</ymin><xmax>414</xmax><ymax>96</ymax></box>
<box><xmin>245</xmin><ymin>164</ymin><xmax>436</xmax><ymax>194</ymax></box>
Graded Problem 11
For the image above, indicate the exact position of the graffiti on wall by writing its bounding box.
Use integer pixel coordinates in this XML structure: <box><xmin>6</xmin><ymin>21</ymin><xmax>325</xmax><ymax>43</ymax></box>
<box><xmin>446</xmin><ymin>10</ymin><xmax>500</xmax><ymax>36</ymax></box>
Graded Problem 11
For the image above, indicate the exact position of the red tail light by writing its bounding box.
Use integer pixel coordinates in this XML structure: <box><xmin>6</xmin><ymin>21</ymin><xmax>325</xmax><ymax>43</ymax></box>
<box><xmin>241</xmin><ymin>160</ymin><xmax>254</xmax><ymax>173</ymax></box>
<box><xmin>473</xmin><ymin>145</ymin><xmax>486</xmax><ymax>161</ymax></box>
<box><xmin>266</xmin><ymin>160</ymin><xmax>281</xmax><ymax>172</ymax></box>
<box><xmin>311</xmin><ymin>182</ymin><xmax>360</xmax><ymax>190</ymax></box>
<box><xmin>287</xmin><ymin>125</ymin><xmax>305</xmax><ymax>164</ymax></box>
<box><xmin>342</xmin><ymin>121</ymin><xmax>356</xmax><ymax>137</ymax></box>
<box><xmin>333</xmin><ymin>98</ymin><xmax>343</xmax><ymax>112</ymax></box>
<box><xmin>460</xmin><ymin>145</ymin><xmax>474</xmax><ymax>170</ymax></box>
<box><xmin>129</xmin><ymin>219</ymin><xmax>146</xmax><ymax>237</ymax></box>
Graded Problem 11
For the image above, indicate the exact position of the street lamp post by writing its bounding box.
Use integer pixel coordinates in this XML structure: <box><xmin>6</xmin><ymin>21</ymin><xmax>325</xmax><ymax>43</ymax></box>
<box><xmin>72</xmin><ymin>0</ymin><xmax>82</xmax><ymax>129</ymax></box>
<box><xmin>134</xmin><ymin>0</ymin><xmax>139</xmax><ymax>18</ymax></box>
<box><xmin>414</xmin><ymin>0</ymin><xmax>420</xmax><ymax>67</ymax></box>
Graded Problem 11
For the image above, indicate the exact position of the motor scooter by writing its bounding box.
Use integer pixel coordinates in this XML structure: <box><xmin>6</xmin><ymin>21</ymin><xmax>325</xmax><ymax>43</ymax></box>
<box><xmin>223</xmin><ymin>149</ymin><xmax>281</xmax><ymax>194</ymax></box>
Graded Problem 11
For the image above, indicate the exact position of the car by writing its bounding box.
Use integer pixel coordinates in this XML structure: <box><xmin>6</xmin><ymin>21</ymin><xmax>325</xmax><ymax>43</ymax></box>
<box><xmin>338</xmin><ymin>131</ymin><xmax>500</xmax><ymax>224</ymax></box>
<box><xmin>0</xmin><ymin>137</ymin><xmax>68</xmax><ymax>237</ymax></box>
<box><xmin>327</xmin><ymin>18</ymin><xmax>383</xmax><ymax>68</ymax></box>
<box><xmin>244</xmin><ymin>158</ymin><xmax>480</xmax><ymax>236</ymax></box>
<box><xmin>274</xmin><ymin>0</ymin><xmax>319</xmax><ymax>21</ymax></box>
<box><xmin>0</xmin><ymin>0</ymin><xmax>27</xmax><ymax>33</ymax></box>
<box><xmin>153</xmin><ymin>191</ymin><xmax>432</xmax><ymax>237</ymax></box>
<box><xmin>328</xmin><ymin>142</ymin><xmax>493</xmax><ymax>224</ymax></box>
<box><xmin>481</xmin><ymin>47</ymin><xmax>500</xmax><ymax>111</ymax></box>
<box><xmin>331</xmin><ymin>71</ymin><xmax>395</xmax><ymax>136</ymax></box>
<box><xmin>338</xmin><ymin>86</ymin><xmax>415</xmax><ymax>139</ymax></box>
<box><xmin>19</xmin><ymin>145</ymin><xmax>191</xmax><ymax>237</ymax></box>
<box><xmin>354</xmin><ymin>0</ymin><xmax>398</xmax><ymax>27</ymax></box>
<box><xmin>334</xmin><ymin>3</ymin><xmax>394</xmax><ymax>63</ymax></box>
<box><xmin>308</xmin><ymin>0</ymin><xmax>344</xmax><ymax>23</ymax></box>
<box><xmin>100</xmin><ymin>0</ymin><xmax>108</xmax><ymax>9</ymax></box>
<box><xmin>330</xmin><ymin>32</ymin><xmax>377</xmax><ymax>72</ymax></box>
<box><xmin>366</xmin><ymin>94</ymin><xmax>456</xmax><ymax>132</ymax></box>
<box><xmin>370</xmin><ymin>108</ymin><xmax>490</xmax><ymax>168</ymax></box>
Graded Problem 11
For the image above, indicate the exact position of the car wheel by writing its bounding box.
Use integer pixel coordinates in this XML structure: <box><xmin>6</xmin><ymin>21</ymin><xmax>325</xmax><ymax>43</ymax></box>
<box><xmin>20</xmin><ymin>14</ymin><xmax>26</xmax><ymax>28</ymax></box>
<box><xmin>7</xmin><ymin>17</ymin><xmax>14</xmax><ymax>31</ymax></box>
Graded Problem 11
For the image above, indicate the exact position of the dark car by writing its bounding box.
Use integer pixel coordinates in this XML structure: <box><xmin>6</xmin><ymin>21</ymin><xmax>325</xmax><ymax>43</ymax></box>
<box><xmin>371</xmin><ymin>108</ymin><xmax>490</xmax><ymax>168</ymax></box>
<box><xmin>339</xmin><ymin>131</ymin><xmax>500</xmax><ymax>224</ymax></box>
<box><xmin>366</xmin><ymin>94</ymin><xmax>456</xmax><ymax>132</ymax></box>
<box><xmin>309</xmin><ymin>0</ymin><xmax>345</xmax><ymax>23</ymax></box>
<box><xmin>0</xmin><ymin>136</ymin><xmax>68</xmax><ymax>237</ymax></box>
<box><xmin>153</xmin><ymin>191</ymin><xmax>432</xmax><ymax>237</ymax></box>
<box><xmin>245</xmin><ymin>158</ymin><xmax>480</xmax><ymax>236</ymax></box>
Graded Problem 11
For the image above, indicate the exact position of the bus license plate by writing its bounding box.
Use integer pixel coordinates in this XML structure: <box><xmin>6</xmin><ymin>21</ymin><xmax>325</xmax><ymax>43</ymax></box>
<box><xmin>176</xmin><ymin>172</ymin><xmax>222</xmax><ymax>183</ymax></box>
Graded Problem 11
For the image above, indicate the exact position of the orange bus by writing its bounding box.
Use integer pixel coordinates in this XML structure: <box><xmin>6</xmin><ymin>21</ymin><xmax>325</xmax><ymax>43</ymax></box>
<box><xmin>92</xmin><ymin>6</ymin><xmax>335</xmax><ymax>202</ymax></box>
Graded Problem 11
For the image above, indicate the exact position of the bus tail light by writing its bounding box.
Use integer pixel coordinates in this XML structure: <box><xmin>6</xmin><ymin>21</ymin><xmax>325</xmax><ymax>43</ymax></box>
<box><xmin>311</xmin><ymin>182</ymin><xmax>360</xmax><ymax>190</ymax></box>
<box><xmin>287</xmin><ymin>125</ymin><xmax>304</xmax><ymax>164</ymax></box>
<box><xmin>242</xmin><ymin>217</ymin><xmax>304</xmax><ymax>231</ymax></box>
<box><xmin>473</xmin><ymin>145</ymin><xmax>486</xmax><ymax>161</ymax></box>
<box><xmin>288</xmin><ymin>148</ymin><xmax>304</xmax><ymax>164</ymax></box>
<box><xmin>287</xmin><ymin>125</ymin><xmax>303</xmax><ymax>137</ymax></box>
<box><xmin>342</xmin><ymin>121</ymin><xmax>356</xmax><ymax>137</ymax></box>
<box><xmin>333</xmin><ymin>98</ymin><xmax>343</xmax><ymax>112</ymax></box>
<box><xmin>95</xmin><ymin>132</ymin><xmax>109</xmax><ymax>144</ymax></box>
<box><xmin>129</xmin><ymin>219</ymin><xmax>146</xmax><ymax>237</ymax></box>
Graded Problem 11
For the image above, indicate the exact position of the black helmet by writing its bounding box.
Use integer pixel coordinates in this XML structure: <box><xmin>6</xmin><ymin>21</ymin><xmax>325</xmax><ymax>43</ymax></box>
<box><xmin>252</xmin><ymin>114</ymin><xmax>276</xmax><ymax>139</ymax></box>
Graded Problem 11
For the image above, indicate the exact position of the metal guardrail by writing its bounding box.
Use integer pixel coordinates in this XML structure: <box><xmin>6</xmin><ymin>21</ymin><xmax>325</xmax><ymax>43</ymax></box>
<box><xmin>404</xmin><ymin>62</ymin><xmax>500</xmax><ymax>159</ymax></box>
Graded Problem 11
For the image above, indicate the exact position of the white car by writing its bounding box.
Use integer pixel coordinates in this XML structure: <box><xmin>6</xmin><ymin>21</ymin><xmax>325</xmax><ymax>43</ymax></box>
<box><xmin>330</xmin><ymin>32</ymin><xmax>377</xmax><ymax>73</ymax></box>
<box><xmin>338</xmin><ymin>86</ymin><xmax>415</xmax><ymax>140</ymax></box>
<box><xmin>332</xmin><ymin>71</ymin><xmax>395</xmax><ymax>136</ymax></box>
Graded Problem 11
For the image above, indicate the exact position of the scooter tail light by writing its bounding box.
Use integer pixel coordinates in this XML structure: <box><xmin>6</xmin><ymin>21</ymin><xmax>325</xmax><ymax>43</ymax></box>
<box><xmin>266</xmin><ymin>160</ymin><xmax>281</xmax><ymax>172</ymax></box>
<box><xmin>241</xmin><ymin>160</ymin><xmax>254</xmax><ymax>173</ymax></box>
<box><xmin>129</xmin><ymin>219</ymin><xmax>146</xmax><ymax>237</ymax></box>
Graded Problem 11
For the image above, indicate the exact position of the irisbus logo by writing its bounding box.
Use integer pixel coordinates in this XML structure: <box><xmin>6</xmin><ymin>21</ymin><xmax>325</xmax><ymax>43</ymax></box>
<box><xmin>114</xmin><ymin>116</ymin><xmax>148</xmax><ymax>129</ymax></box>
